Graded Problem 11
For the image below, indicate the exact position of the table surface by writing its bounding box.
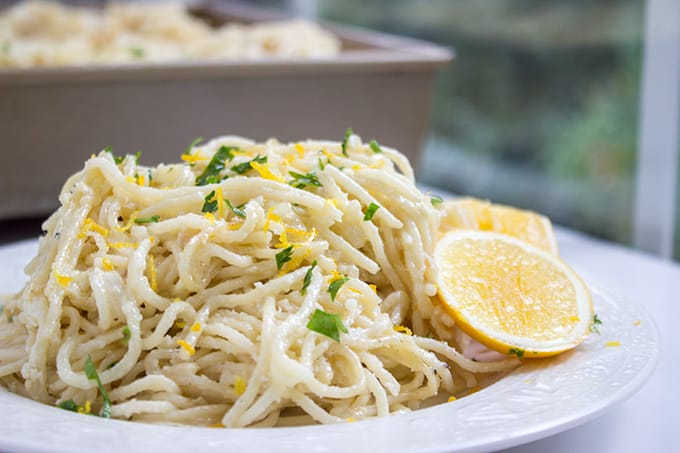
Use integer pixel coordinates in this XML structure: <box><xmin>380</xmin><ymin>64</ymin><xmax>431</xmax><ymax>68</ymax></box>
<box><xmin>499</xmin><ymin>227</ymin><xmax>676</xmax><ymax>453</ymax></box>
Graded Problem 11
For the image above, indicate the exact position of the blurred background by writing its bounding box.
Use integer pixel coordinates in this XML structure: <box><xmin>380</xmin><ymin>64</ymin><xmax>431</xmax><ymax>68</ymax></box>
<box><xmin>2</xmin><ymin>0</ymin><xmax>679</xmax><ymax>261</ymax></box>
<box><xmin>249</xmin><ymin>0</ymin><xmax>680</xmax><ymax>261</ymax></box>
<box><xmin>251</xmin><ymin>0</ymin><xmax>642</xmax><ymax>244</ymax></box>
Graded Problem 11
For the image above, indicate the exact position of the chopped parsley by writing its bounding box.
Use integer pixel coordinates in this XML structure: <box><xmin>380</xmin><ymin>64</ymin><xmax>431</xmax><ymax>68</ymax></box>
<box><xmin>201</xmin><ymin>190</ymin><xmax>218</xmax><ymax>213</ymax></box>
<box><xmin>57</xmin><ymin>399</ymin><xmax>80</xmax><ymax>412</ymax></box>
<box><xmin>231</xmin><ymin>155</ymin><xmax>267</xmax><ymax>175</ymax></box>
<box><xmin>133</xmin><ymin>151</ymin><xmax>142</xmax><ymax>164</ymax></box>
<box><xmin>226</xmin><ymin>199</ymin><xmax>246</xmax><ymax>218</ymax></box>
<box><xmin>275</xmin><ymin>246</ymin><xmax>294</xmax><ymax>271</ymax></box>
<box><xmin>301</xmin><ymin>261</ymin><xmax>317</xmax><ymax>295</ymax></box>
<box><xmin>288</xmin><ymin>171</ymin><xmax>322</xmax><ymax>189</ymax></box>
<box><xmin>341</xmin><ymin>128</ymin><xmax>353</xmax><ymax>156</ymax></box>
<box><xmin>306</xmin><ymin>309</ymin><xmax>348</xmax><ymax>342</ymax></box>
<box><xmin>328</xmin><ymin>275</ymin><xmax>350</xmax><ymax>301</ymax></box>
<box><xmin>103</xmin><ymin>146</ymin><xmax>124</xmax><ymax>165</ymax></box>
<box><xmin>134</xmin><ymin>215</ymin><xmax>160</xmax><ymax>224</ymax></box>
<box><xmin>105</xmin><ymin>360</ymin><xmax>119</xmax><ymax>370</ymax></box>
<box><xmin>184</xmin><ymin>137</ymin><xmax>204</xmax><ymax>155</ymax></box>
<box><xmin>84</xmin><ymin>356</ymin><xmax>111</xmax><ymax>418</ymax></box>
<box><xmin>369</xmin><ymin>140</ymin><xmax>383</xmax><ymax>154</ymax></box>
<box><xmin>430</xmin><ymin>195</ymin><xmax>443</xmax><ymax>206</ymax></box>
<box><xmin>363</xmin><ymin>202</ymin><xmax>380</xmax><ymax>221</ymax></box>
<box><xmin>121</xmin><ymin>326</ymin><xmax>131</xmax><ymax>345</ymax></box>
<box><xmin>129</xmin><ymin>47</ymin><xmax>145</xmax><ymax>59</ymax></box>
<box><xmin>318</xmin><ymin>157</ymin><xmax>325</xmax><ymax>170</ymax></box>
<box><xmin>590</xmin><ymin>314</ymin><xmax>603</xmax><ymax>334</ymax></box>
<box><xmin>508</xmin><ymin>347</ymin><xmax>525</xmax><ymax>358</ymax></box>
<box><xmin>195</xmin><ymin>145</ymin><xmax>238</xmax><ymax>185</ymax></box>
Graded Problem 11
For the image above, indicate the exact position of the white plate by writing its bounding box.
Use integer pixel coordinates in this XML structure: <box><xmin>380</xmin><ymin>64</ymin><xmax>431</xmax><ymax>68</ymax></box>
<box><xmin>0</xmin><ymin>239</ymin><xmax>659</xmax><ymax>453</ymax></box>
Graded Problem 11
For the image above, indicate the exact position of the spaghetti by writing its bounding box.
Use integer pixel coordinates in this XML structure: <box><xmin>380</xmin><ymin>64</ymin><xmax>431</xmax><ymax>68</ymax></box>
<box><xmin>0</xmin><ymin>133</ymin><xmax>518</xmax><ymax>427</ymax></box>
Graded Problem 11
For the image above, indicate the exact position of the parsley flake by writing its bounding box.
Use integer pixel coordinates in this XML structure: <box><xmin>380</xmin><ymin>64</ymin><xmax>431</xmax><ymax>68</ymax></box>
<box><xmin>590</xmin><ymin>314</ymin><xmax>603</xmax><ymax>334</ymax></box>
<box><xmin>201</xmin><ymin>190</ymin><xmax>218</xmax><ymax>213</ymax></box>
<box><xmin>231</xmin><ymin>155</ymin><xmax>267</xmax><ymax>175</ymax></box>
<box><xmin>430</xmin><ymin>195</ymin><xmax>443</xmax><ymax>206</ymax></box>
<box><xmin>226</xmin><ymin>199</ymin><xmax>246</xmax><ymax>218</ymax></box>
<box><xmin>134</xmin><ymin>215</ymin><xmax>160</xmax><ymax>224</ymax></box>
<box><xmin>369</xmin><ymin>140</ymin><xmax>383</xmax><ymax>154</ymax></box>
<box><xmin>196</xmin><ymin>145</ymin><xmax>238</xmax><ymax>185</ymax></box>
<box><xmin>121</xmin><ymin>326</ymin><xmax>131</xmax><ymax>345</ymax></box>
<box><xmin>184</xmin><ymin>137</ymin><xmax>204</xmax><ymax>155</ymax></box>
<box><xmin>289</xmin><ymin>171</ymin><xmax>322</xmax><ymax>189</ymax></box>
<box><xmin>129</xmin><ymin>47</ymin><xmax>145</xmax><ymax>59</ymax></box>
<box><xmin>508</xmin><ymin>347</ymin><xmax>525</xmax><ymax>358</ymax></box>
<box><xmin>57</xmin><ymin>399</ymin><xmax>80</xmax><ymax>412</ymax></box>
<box><xmin>342</xmin><ymin>128</ymin><xmax>353</xmax><ymax>156</ymax></box>
<box><xmin>363</xmin><ymin>203</ymin><xmax>380</xmax><ymax>221</ymax></box>
<box><xmin>328</xmin><ymin>275</ymin><xmax>350</xmax><ymax>301</ymax></box>
<box><xmin>275</xmin><ymin>246</ymin><xmax>295</xmax><ymax>271</ymax></box>
<box><xmin>84</xmin><ymin>356</ymin><xmax>111</xmax><ymax>418</ymax></box>
<box><xmin>306</xmin><ymin>309</ymin><xmax>348</xmax><ymax>342</ymax></box>
<box><xmin>301</xmin><ymin>261</ymin><xmax>317</xmax><ymax>295</ymax></box>
<box><xmin>318</xmin><ymin>157</ymin><xmax>325</xmax><ymax>170</ymax></box>
<box><xmin>104</xmin><ymin>147</ymin><xmax>124</xmax><ymax>164</ymax></box>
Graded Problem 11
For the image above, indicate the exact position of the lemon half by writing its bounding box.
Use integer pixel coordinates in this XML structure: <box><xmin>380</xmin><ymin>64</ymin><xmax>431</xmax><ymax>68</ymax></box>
<box><xmin>439</xmin><ymin>197</ymin><xmax>559</xmax><ymax>255</ymax></box>
<box><xmin>434</xmin><ymin>230</ymin><xmax>593</xmax><ymax>358</ymax></box>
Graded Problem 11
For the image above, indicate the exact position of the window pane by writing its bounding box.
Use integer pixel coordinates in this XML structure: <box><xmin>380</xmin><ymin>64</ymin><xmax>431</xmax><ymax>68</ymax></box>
<box><xmin>255</xmin><ymin>0</ymin><xmax>644</xmax><ymax>245</ymax></box>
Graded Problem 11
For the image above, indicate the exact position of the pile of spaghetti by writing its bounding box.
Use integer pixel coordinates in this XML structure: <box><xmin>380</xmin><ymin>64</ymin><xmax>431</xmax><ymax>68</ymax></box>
<box><xmin>0</xmin><ymin>1</ymin><xmax>340</xmax><ymax>68</ymax></box>
<box><xmin>0</xmin><ymin>132</ymin><xmax>517</xmax><ymax>427</ymax></box>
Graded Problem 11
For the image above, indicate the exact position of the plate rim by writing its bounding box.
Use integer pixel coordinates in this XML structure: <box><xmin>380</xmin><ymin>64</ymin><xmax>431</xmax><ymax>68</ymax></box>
<box><xmin>0</xmin><ymin>239</ymin><xmax>661</xmax><ymax>453</ymax></box>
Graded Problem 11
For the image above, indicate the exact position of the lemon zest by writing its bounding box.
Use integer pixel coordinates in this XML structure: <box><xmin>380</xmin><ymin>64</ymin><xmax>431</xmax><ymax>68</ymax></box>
<box><xmin>447</xmin><ymin>396</ymin><xmax>457</xmax><ymax>403</ymax></box>
<box><xmin>115</xmin><ymin>211</ymin><xmax>139</xmax><ymax>232</ymax></box>
<box><xmin>181</xmin><ymin>153</ymin><xmax>208</xmax><ymax>164</ymax></box>
<box><xmin>177</xmin><ymin>339</ymin><xmax>195</xmax><ymax>355</ymax></box>
<box><xmin>393</xmin><ymin>325</ymin><xmax>413</xmax><ymax>336</ymax></box>
<box><xmin>263</xmin><ymin>208</ymin><xmax>281</xmax><ymax>234</ymax></box>
<box><xmin>216</xmin><ymin>187</ymin><xmax>225</xmax><ymax>219</ymax></box>
<box><xmin>79</xmin><ymin>218</ymin><xmax>109</xmax><ymax>238</ymax></box>
<box><xmin>203</xmin><ymin>212</ymin><xmax>215</xmax><ymax>224</ymax></box>
<box><xmin>78</xmin><ymin>400</ymin><xmax>92</xmax><ymax>414</ymax></box>
<box><xmin>191</xmin><ymin>322</ymin><xmax>202</xmax><ymax>332</ymax></box>
<box><xmin>101</xmin><ymin>257</ymin><xmax>114</xmax><ymax>271</ymax></box>
<box><xmin>234</xmin><ymin>376</ymin><xmax>247</xmax><ymax>395</ymax></box>
<box><xmin>285</xmin><ymin>227</ymin><xmax>317</xmax><ymax>243</ymax></box>
<box><xmin>109</xmin><ymin>241</ymin><xmax>139</xmax><ymax>249</ymax></box>
<box><xmin>605</xmin><ymin>341</ymin><xmax>621</xmax><ymax>347</ymax></box>
<box><xmin>280</xmin><ymin>247</ymin><xmax>310</xmax><ymax>275</ymax></box>
<box><xmin>251</xmin><ymin>161</ymin><xmax>286</xmax><ymax>182</ymax></box>
<box><xmin>294</xmin><ymin>143</ymin><xmax>306</xmax><ymax>157</ymax></box>
<box><xmin>148</xmin><ymin>255</ymin><xmax>157</xmax><ymax>292</ymax></box>
<box><xmin>53</xmin><ymin>271</ymin><xmax>72</xmax><ymax>288</ymax></box>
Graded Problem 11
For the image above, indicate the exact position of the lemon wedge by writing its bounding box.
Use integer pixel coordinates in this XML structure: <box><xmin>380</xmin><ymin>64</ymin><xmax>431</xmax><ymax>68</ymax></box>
<box><xmin>434</xmin><ymin>230</ymin><xmax>593</xmax><ymax>358</ymax></box>
<box><xmin>439</xmin><ymin>197</ymin><xmax>559</xmax><ymax>255</ymax></box>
